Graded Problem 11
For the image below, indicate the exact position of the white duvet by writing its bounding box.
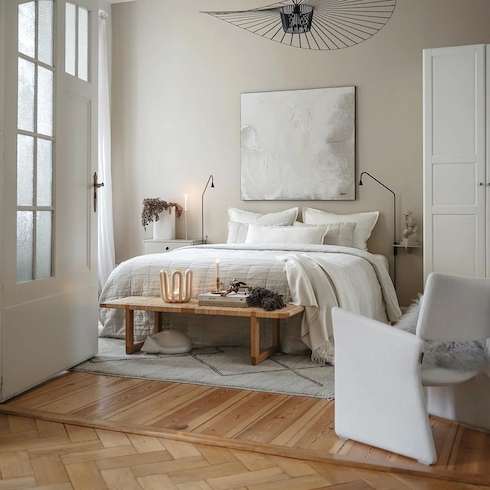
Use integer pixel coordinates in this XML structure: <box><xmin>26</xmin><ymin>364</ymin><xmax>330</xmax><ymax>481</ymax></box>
<box><xmin>99</xmin><ymin>244</ymin><xmax>401</xmax><ymax>363</ymax></box>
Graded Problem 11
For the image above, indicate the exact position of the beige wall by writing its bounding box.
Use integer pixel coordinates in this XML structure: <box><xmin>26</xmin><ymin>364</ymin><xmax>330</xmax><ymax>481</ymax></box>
<box><xmin>111</xmin><ymin>0</ymin><xmax>490</xmax><ymax>306</ymax></box>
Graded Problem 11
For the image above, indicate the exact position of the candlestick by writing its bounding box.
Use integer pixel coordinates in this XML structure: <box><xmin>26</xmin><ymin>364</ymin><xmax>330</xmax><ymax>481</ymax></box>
<box><xmin>216</xmin><ymin>277</ymin><xmax>220</xmax><ymax>293</ymax></box>
<box><xmin>184</xmin><ymin>194</ymin><xmax>188</xmax><ymax>240</ymax></box>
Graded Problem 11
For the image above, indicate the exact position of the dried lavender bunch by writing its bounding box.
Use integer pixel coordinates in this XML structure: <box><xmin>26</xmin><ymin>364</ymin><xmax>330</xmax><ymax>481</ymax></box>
<box><xmin>246</xmin><ymin>287</ymin><xmax>286</xmax><ymax>311</ymax></box>
<box><xmin>141</xmin><ymin>198</ymin><xmax>184</xmax><ymax>229</ymax></box>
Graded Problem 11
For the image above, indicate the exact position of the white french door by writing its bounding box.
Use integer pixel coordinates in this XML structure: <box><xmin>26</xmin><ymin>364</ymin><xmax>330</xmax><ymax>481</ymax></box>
<box><xmin>1</xmin><ymin>0</ymin><xmax>98</xmax><ymax>401</ymax></box>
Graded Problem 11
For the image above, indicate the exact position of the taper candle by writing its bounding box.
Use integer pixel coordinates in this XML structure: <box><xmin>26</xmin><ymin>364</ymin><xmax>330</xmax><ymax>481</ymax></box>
<box><xmin>184</xmin><ymin>194</ymin><xmax>188</xmax><ymax>212</ymax></box>
<box><xmin>216</xmin><ymin>258</ymin><xmax>220</xmax><ymax>278</ymax></box>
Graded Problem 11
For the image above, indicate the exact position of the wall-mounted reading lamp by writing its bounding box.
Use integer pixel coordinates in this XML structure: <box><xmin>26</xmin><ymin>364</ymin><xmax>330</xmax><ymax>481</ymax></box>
<box><xmin>359</xmin><ymin>171</ymin><xmax>397</xmax><ymax>289</ymax></box>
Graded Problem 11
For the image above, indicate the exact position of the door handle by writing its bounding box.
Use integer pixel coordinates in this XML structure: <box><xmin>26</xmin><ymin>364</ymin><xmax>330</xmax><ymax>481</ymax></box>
<box><xmin>93</xmin><ymin>172</ymin><xmax>104</xmax><ymax>212</ymax></box>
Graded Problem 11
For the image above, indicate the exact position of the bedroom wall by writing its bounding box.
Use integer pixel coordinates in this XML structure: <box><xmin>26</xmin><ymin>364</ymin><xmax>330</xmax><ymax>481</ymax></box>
<box><xmin>110</xmin><ymin>0</ymin><xmax>490</xmax><ymax>306</ymax></box>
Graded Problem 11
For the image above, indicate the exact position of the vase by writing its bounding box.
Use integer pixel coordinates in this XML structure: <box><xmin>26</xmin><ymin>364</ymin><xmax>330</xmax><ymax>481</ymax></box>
<box><xmin>153</xmin><ymin>206</ymin><xmax>176</xmax><ymax>240</ymax></box>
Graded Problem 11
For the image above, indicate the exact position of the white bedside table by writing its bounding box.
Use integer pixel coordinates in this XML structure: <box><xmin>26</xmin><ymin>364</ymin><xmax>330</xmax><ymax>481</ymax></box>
<box><xmin>143</xmin><ymin>238</ymin><xmax>203</xmax><ymax>254</ymax></box>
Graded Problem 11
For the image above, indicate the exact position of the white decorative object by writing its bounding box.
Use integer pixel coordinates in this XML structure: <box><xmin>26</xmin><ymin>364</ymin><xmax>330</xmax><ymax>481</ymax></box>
<box><xmin>142</xmin><ymin>329</ymin><xmax>192</xmax><ymax>354</ymax></box>
<box><xmin>400</xmin><ymin>210</ymin><xmax>418</xmax><ymax>246</ymax></box>
<box><xmin>153</xmin><ymin>206</ymin><xmax>176</xmax><ymax>240</ymax></box>
<box><xmin>241</xmin><ymin>87</ymin><xmax>355</xmax><ymax>200</ymax></box>
<box><xmin>160</xmin><ymin>268</ymin><xmax>193</xmax><ymax>303</ymax></box>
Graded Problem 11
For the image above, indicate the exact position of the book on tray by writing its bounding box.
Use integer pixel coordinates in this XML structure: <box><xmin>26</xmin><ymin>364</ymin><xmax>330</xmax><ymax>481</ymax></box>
<box><xmin>198</xmin><ymin>291</ymin><xmax>250</xmax><ymax>307</ymax></box>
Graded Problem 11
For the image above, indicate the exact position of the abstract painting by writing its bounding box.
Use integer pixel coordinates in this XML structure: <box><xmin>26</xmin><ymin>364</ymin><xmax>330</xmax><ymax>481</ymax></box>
<box><xmin>241</xmin><ymin>86</ymin><xmax>355</xmax><ymax>201</ymax></box>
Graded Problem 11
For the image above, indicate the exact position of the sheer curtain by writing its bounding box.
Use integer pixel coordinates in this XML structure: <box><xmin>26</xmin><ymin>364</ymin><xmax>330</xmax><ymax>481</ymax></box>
<box><xmin>98</xmin><ymin>10</ymin><xmax>115</xmax><ymax>292</ymax></box>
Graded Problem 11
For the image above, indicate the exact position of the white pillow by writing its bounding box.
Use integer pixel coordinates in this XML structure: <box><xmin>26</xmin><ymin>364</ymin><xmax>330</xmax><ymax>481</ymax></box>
<box><xmin>227</xmin><ymin>220</ymin><xmax>289</xmax><ymax>244</ymax></box>
<box><xmin>228</xmin><ymin>207</ymin><xmax>298</xmax><ymax>225</ymax></box>
<box><xmin>245</xmin><ymin>224</ymin><xmax>327</xmax><ymax>245</ymax></box>
<box><xmin>302</xmin><ymin>208</ymin><xmax>379</xmax><ymax>251</ymax></box>
<box><xmin>294</xmin><ymin>221</ymin><xmax>357</xmax><ymax>247</ymax></box>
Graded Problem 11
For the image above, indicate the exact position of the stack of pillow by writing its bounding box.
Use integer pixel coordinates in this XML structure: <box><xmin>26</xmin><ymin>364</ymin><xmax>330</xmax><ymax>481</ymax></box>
<box><xmin>227</xmin><ymin>206</ymin><xmax>379</xmax><ymax>251</ymax></box>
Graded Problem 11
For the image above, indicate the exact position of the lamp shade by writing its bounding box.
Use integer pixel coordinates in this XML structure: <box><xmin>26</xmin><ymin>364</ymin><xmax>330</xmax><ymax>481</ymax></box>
<box><xmin>280</xmin><ymin>4</ymin><xmax>313</xmax><ymax>34</ymax></box>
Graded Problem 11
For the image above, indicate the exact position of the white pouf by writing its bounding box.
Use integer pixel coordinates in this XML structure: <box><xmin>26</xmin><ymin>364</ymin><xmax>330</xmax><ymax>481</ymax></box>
<box><xmin>141</xmin><ymin>329</ymin><xmax>192</xmax><ymax>354</ymax></box>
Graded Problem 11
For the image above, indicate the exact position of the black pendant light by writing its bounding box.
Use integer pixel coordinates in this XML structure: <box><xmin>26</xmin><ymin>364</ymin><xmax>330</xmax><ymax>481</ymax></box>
<box><xmin>279</xmin><ymin>4</ymin><xmax>313</xmax><ymax>34</ymax></box>
<box><xmin>203</xmin><ymin>0</ymin><xmax>397</xmax><ymax>51</ymax></box>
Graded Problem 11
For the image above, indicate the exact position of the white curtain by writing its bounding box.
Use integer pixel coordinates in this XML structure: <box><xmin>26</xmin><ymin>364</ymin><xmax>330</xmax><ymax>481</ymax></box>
<box><xmin>98</xmin><ymin>10</ymin><xmax>116</xmax><ymax>292</ymax></box>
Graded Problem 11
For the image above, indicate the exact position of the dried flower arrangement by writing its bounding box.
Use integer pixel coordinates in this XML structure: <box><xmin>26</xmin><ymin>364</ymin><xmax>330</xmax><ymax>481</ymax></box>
<box><xmin>246</xmin><ymin>287</ymin><xmax>285</xmax><ymax>311</ymax></box>
<box><xmin>141</xmin><ymin>198</ymin><xmax>184</xmax><ymax>230</ymax></box>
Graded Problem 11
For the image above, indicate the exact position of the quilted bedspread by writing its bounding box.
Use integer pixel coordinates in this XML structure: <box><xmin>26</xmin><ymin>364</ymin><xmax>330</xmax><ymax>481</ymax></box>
<box><xmin>99</xmin><ymin>244</ymin><xmax>401</xmax><ymax>357</ymax></box>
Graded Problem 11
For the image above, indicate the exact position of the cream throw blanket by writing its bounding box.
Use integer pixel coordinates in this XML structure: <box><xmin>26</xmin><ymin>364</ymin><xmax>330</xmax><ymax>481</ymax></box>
<box><xmin>280</xmin><ymin>250</ymin><xmax>401</xmax><ymax>365</ymax></box>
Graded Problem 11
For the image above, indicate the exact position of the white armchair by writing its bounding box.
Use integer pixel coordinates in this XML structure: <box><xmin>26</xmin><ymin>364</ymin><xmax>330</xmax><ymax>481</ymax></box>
<box><xmin>332</xmin><ymin>273</ymin><xmax>490</xmax><ymax>465</ymax></box>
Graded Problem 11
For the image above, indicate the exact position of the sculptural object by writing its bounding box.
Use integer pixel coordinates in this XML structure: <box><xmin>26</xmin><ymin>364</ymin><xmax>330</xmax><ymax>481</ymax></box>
<box><xmin>400</xmin><ymin>210</ymin><xmax>419</xmax><ymax>246</ymax></box>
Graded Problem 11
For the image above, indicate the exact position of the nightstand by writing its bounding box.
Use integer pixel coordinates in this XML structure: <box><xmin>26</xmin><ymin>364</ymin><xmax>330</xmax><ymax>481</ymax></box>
<box><xmin>143</xmin><ymin>238</ymin><xmax>203</xmax><ymax>254</ymax></box>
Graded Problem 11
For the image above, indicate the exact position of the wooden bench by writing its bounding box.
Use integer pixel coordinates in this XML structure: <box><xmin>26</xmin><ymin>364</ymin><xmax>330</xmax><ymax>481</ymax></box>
<box><xmin>100</xmin><ymin>297</ymin><xmax>305</xmax><ymax>365</ymax></box>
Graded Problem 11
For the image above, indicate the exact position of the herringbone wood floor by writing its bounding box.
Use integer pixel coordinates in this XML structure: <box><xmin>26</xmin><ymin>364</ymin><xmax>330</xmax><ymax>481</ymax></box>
<box><xmin>2</xmin><ymin>372</ymin><xmax>490</xmax><ymax>488</ymax></box>
<box><xmin>0</xmin><ymin>413</ymin><xmax>488</xmax><ymax>490</ymax></box>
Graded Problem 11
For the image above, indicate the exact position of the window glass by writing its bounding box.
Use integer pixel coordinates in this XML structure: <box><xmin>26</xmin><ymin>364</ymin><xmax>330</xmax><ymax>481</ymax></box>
<box><xmin>78</xmin><ymin>7</ymin><xmax>89</xmax><ymax>81</ymax></box>
<box><xmin>38</xmin><ymin>1</ymin><xmax>54</xmax><ymax>66</ymax></box>
<box><xmin>37</xmin><ymin>66</ymin><xmax>54</xmax><ymax>136</ymax></box>
<box><xmin>17</xmin><ymin>211</ymin><xmax>34</xmax><ymax>283</ymax></box>
<box><xmin>17</xmin><ymin>135</ymin><xmax>35</xmax><ymax>206</ymax></box>
<box><xmin>36</xmin><ymin>211</ymin><xmax>53</xmax><ymax>279</ymax></box>
<box><xmin>65</xmin><ymin>3</ymin><xmax>77</xmax><ymax>76</ymax></box>
<box><xmin>18</xmin><ymin>2</ymin><xmax>36</xmax><ymax>58</ymax></box>
<box><xmin>37</xmin><ymin>138</ymin><xmax>53</xmax><ymax>206</ymax></box>
<box><xmin>18</xmin><ymin>58</ymin><xmax>35</xmax><ymax>132</ymax></box>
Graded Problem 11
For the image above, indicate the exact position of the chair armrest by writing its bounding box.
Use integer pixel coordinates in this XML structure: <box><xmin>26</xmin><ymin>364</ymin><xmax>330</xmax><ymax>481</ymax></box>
<box><xmin>332</xmin><ymin>307</ymin><xmax>436</xmax><ymax>464</ymax></box>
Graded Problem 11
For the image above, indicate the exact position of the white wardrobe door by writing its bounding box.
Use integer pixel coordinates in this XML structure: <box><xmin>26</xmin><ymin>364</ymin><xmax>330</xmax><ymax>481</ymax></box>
<box><xmin>423</xmin><ymin>44</ymin><xmax>486</xmax><ymax>280</ymax></box>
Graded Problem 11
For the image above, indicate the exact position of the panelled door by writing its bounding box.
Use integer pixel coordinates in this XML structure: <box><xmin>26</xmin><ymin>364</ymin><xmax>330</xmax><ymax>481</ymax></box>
<box><xmin>423</xmin><ymin>44</ymin><xmax>486</xmax><ymax>281</ymax></box>
<box><xmin>1</xmin><ymin>0</ymin><xmax>98</xmax><ymax>401</ymax></box>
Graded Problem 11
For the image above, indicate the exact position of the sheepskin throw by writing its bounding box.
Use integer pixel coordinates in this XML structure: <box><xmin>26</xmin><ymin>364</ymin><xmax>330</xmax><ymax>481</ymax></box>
<box><xmin>395</xmin><ymin>296</ymin><xmax>489</xmax><ymax>372</ymax></box>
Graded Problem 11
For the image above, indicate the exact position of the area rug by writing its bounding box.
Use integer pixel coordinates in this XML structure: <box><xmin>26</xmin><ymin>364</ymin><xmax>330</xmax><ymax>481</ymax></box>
<box><xmin>72</xmin><ymin>338</ymin><xmax>335</xmax><ymax>399</ymax></box>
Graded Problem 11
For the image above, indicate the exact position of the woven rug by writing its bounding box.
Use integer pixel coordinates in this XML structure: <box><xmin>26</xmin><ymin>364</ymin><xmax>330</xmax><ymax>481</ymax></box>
<box><xmin>72</xmin><ymin>338</ymin><xmax>335</xmax><ymax>399</ymax></box>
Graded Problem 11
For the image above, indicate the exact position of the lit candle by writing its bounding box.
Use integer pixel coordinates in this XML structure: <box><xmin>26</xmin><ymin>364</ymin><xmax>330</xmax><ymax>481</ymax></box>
<box><xmin>184</xmin><ymin>194</ymin><xmax>188</xmax><ymax>212</ymax></box>
<box><xmin>216</xmin><ymin>258</ymin><xmax>220</xmax><ymax>278</ymax></box>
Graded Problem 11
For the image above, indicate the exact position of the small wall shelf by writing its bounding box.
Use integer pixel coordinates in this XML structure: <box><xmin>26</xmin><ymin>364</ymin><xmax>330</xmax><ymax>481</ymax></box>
<box><xmin>394</xmin><ymin>244</ymin><xmax>421</xmax><ymax>254</ymax></box>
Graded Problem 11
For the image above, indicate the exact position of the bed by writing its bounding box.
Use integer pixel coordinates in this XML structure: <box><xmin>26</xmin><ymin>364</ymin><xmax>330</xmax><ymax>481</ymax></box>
<box><xmin>99</xmin><ymin>243</ymin><xmax>401</xmax><ymax>364</ymax></box>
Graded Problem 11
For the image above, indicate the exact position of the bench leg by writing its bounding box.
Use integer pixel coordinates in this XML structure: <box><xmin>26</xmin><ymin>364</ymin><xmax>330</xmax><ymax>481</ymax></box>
<box><xmin>250</xmin><ymin>317</ymin><xmax>280</xmax><ymax>365</ymax></box>
<box><xmin>125</xmin><ymin>308</ymin><xmax>144</xmax><ymax>354</ymax></box>
<box><xmin>154</xmin><ymin>311</ymin><xmax>161</xmax><ymax>334</ymax></box>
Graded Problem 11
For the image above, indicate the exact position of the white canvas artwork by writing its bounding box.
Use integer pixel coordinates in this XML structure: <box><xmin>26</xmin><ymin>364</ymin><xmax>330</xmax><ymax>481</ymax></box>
<box><xmin>241</xmin><ymin>86</ymin><xmax>355</xmax><ymax>201</ymax></box>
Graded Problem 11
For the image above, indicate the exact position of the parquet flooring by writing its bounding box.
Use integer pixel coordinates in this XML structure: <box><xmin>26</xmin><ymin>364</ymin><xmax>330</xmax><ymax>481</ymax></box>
<box><xmin>0</xmin><ymin>413</ymin><xmax>488</xmax><ymax>490</ymax></box>
<box><xmin>2</xmin><ymin>372</ymin><xmax>490</xmax><ymax>487</ymax></box>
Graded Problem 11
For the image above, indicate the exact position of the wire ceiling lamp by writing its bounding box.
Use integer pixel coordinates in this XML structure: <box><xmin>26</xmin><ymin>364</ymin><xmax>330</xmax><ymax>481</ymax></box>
<box><xmin>202</xmin><ymin>0</ymin><xmax>397</xmax><ymax>51</ymax></box>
